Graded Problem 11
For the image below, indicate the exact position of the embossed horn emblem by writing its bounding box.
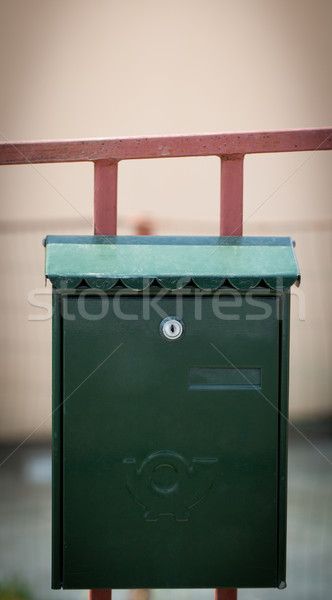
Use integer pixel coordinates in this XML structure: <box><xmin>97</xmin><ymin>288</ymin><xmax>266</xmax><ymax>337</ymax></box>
<box><xmin>123</xmin><ymin>450</ymin><xmax>218</xmax><ymax>522</ymax></box>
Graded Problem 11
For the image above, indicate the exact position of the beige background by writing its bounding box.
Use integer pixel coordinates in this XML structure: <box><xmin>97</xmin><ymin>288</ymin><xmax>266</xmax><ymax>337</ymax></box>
<box><xmin>0</xmin><ymin>0</ymin><xmax>331</xmax><ymax>441</ymax></box>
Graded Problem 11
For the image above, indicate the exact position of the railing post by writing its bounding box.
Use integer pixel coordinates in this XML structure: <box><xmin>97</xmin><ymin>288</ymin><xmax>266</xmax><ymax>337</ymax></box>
<box><xmin>88</xmin><ymin>590</ymin><xmax>112</xmax><ymax>600</ymax></box>
<box><xmin>91</xmin><ymin>160</ymin><xmax>117</xmax><ymax>599</ymax></box>
<box><xmin>217</xmin><ymin>153</ymin><xmax>243</xmax><ymax>600</ymax></box>
<box><xmin>215</xmin><ymin>589</ymin><xmax>238</xmax><ymax>600</ymax></box>
<box><xmin>94</xmin><ymin>160</ymin><xmax>118</xmax><ymax>235</ymax></box>
<box><xmin>220</xmin><ymin>154</ymin><xmax>244</xmax><ymax>236</ymax></box>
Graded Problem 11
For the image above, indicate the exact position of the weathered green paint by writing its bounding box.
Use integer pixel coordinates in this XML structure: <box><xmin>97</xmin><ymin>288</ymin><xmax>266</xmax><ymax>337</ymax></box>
<box><xmin>45</xmin><ymin>236</ymin><xmax>300</xmax><ymax>291</ymax></box>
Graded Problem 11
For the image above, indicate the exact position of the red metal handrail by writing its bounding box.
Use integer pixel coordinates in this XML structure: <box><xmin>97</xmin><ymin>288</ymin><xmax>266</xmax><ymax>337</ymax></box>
<box><xmin>1</xmin><ymin>127</ymin><xmax>331</xmax><ymax>238</ymax></box>
<box><xmin>1</xmin><ymin>128</ymin><xmax>331</xmax><ymax>163</ymax></box>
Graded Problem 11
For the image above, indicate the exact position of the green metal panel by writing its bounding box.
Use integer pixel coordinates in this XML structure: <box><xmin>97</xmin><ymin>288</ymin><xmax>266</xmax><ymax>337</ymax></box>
<box><xmin>52</xmin><ymin>292</ymin><xmax>63</xmax><ymax>588</ymax></box>
<box><xmin>277</xmin><ymin>292</ymin><xmax>291</xmax><ymax>588</ymax></box>
<box><xmin>45</xmin><ymin>236</ymin><xmax>300</xmax><ymax>291</ymax></box>
<box><xmin>57</xmin><ymin>293</ymin><xmax>283</xmax><ymax>589</ymax></box>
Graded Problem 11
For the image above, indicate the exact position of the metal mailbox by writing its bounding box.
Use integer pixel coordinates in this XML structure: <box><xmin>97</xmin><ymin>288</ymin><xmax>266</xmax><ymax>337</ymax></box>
<box><xmin>46</xmin><ymin>234</ymin><xmax>300</xmax><ymax>591</ymax></box>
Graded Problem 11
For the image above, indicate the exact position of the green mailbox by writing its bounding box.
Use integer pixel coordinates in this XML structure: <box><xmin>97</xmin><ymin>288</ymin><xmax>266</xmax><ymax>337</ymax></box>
<box><xmin>46</xmin><ymin>235</ymin><xmax>300</xmax><ymax>591</ymax></box>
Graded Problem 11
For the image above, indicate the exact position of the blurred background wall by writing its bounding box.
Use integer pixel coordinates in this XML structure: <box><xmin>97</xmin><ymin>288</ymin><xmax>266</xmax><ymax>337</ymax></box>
<box><xmin>0</xmin><ymin>0</ymin><xmax>331</xmax><ymax>442</ymax></box>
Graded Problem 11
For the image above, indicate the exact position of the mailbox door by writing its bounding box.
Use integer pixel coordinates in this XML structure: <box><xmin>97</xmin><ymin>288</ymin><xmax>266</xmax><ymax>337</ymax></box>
<box><xmin>60</xmin><ymin>294</ymin><xmax>282</xmax><ymax>589</ymax></box>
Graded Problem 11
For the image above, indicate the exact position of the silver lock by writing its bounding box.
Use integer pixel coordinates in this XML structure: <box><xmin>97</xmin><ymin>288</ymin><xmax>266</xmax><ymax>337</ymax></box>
<box><xmin>160</xmin><ymin>317</ymin><xmax>184</xmax><ymax>341</ymax></box>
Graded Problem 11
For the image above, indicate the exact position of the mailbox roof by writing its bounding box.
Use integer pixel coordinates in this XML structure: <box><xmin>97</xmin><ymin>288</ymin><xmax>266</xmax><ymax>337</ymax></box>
<box><xmin>45</xmin><ymin>235</ymin><xmax>300</xmax><ymax>291</ymax></box>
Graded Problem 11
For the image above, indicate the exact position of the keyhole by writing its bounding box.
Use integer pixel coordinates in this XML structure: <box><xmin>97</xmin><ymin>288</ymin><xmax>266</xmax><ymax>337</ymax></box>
<box><xmin>160</xmin><ymin>317</ymin><xmax>184</xmax><ymax>341</ymax></box>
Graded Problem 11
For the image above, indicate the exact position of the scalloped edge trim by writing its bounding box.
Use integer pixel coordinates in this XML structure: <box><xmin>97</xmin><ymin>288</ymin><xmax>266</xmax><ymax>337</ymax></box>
<box><xmin>47</xmin><ymin>275</ymin><xmax>300</xmax><ymax>291</ymax></box>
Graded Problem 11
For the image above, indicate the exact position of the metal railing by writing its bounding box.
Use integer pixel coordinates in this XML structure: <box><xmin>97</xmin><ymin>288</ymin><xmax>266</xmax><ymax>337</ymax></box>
<box><xmin>1</xmin><ymin>127</ymin><xmax>332</xmax><ymax>600</ymax></box>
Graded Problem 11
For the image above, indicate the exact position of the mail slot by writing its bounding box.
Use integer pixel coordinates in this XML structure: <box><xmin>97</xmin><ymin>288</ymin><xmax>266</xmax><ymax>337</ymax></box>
<box><xmin>46</xmin><ymin>235</ymin><xmax>300</xmax><ymax>590</ymax></box>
